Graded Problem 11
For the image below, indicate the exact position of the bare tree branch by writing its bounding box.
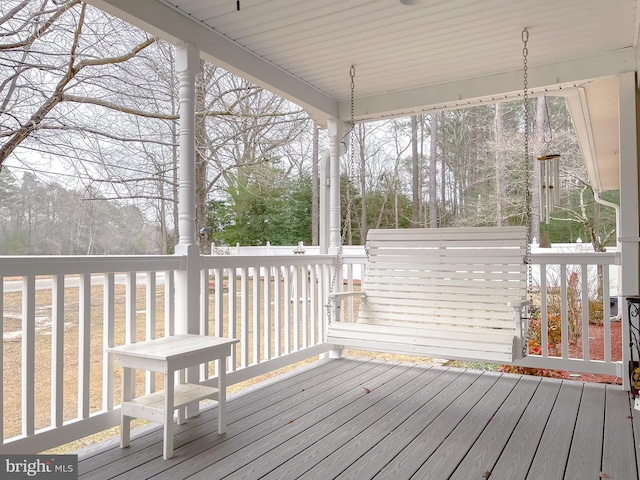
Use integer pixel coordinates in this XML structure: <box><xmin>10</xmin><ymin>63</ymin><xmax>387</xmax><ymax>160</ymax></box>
<box><xmin>0</xmin><ymin>22</ymin><xmax>156</xmax><ymax>166</ymax></box>
<box><xmin>0</xmin><ymin>0</ymin><xmax>80</xmax><ymax>50</ymax></box>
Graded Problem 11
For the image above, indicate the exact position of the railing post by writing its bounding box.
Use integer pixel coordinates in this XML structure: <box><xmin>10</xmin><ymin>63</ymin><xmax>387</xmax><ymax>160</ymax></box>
<box><xmin>175</xmin><ymin>42</ymin><xmax>202</xmax><ymax>413</ymax></box>
<box><xmin>327</xmin><ymin>119</ymin><xmax>345</xmax><ymax>358</ymax></box>
<box><xmin>327</xmin><ymin>119</ymin><xmax>344</xmax><ymax>252</ymax></box>
<box><xmin>174</xmin><ymin>41</ymin><xmax>201</xmax><ymax>337</ymax></box>
<box><xmin>618</xmin><ymin>71</ymin><xmax>640</xmax><ymax>390</ymax></box>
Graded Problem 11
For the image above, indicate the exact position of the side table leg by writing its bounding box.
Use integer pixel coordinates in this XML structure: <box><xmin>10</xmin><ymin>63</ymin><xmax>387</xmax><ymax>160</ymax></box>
<box><xmin>163</xmin><ymin>371</ymin><xmax>175</xmax><ymax>459</ymax></box>
<box><xmin>121</xmin><ymin>366</ymin><xmax>132</xmax><ymax>449</ymax></box>
<box><xmin>176</xmin><ymin>369</ymin><xmax>186</xmax><ymax>425</ymax></box>
<box><xmin>217</xmin><ymin>357</ymin><xmax>226</xmax><ymax>434</ymax></box>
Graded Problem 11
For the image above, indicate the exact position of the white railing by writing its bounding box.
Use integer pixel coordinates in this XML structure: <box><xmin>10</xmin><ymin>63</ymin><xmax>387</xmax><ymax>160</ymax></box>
<box><xmin>0</xmin><ymin>255</ymin><xmax>185</xmax><ymax>453</ymax></box>
<box><xmin>199</xmin><ymin>254</ymin><xmax>335</xmax><ymax>386</ymax></box>
<box><xmin>0</xmin><ymin>248</ymin><xmax>624</xmax><ymax>454</ymax></box>
<box><xmin>0</xmin><ymin>253</ymin><xmax>336</xmax><ymax>453</ymax></box>
<box><xmin>515</xmin><ymin>251</ymin><xmax>623</xmax><ymax>376</ymax></box>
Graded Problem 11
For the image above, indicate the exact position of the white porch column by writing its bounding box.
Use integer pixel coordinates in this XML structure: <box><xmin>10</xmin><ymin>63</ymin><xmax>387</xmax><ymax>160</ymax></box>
<box><xmin>319</xmin><ymin>149</ymin><xmax>330</xmax><ymax>254</ymax></box>
<box><xmin>174</xmin><ymin>42</ymin><xmax>201</xmax><ymax>337</ymax></box>
<box><xmin>327</xmin><ymin>119</ymin><xmax>344</xmax><ymax>251</ymax></box>
<box><xmin>618</xmin><ymin>71</ymin><xmax>640</xmax><ymax>391</ymax></box>
<box><xmin>326</xmin><ymin>119</ymin><xmax>345</xmax><ymax>358</ymax></box>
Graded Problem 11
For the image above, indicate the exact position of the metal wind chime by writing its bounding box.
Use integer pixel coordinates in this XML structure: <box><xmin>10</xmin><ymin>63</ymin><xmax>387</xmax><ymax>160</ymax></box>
<box><xmin>538</xmin><ymin>152</ymin><xmax>560</xmax><ymax>224</ymax></box>
<box><xmin>523</xmin><ymin>30</ymin><xmax>561</xmax><ymax>225</ymax></box>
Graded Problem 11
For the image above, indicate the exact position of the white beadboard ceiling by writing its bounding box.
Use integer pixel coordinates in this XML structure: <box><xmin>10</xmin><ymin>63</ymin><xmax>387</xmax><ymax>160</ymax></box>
<box><xmin>185</xmin><ymin>1</ymin><xmax>627</xmax><ymax>91</ymax></box>
<box><xmin>89</xmin><ymin>0</ymin><xmax>640</xmax><ymax>191</ymax></box>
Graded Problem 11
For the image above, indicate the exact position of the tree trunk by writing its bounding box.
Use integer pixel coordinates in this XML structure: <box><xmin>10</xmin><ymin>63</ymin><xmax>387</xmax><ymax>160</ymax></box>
<box><xmin>429</xmin><ymin>113</ymin><xmax>438</xmax><ymax>228</ymax></box>
<box><xmin>411</xmin><ymin>115</ymin><xmax>419</xmax><ymax>227</ymax></box>
<box><xmin>194</xmin><ymin>61</ymin><xmax>208</xmax><ymax>253</ymax></box>
<box><xmin>440</xmin><ymin>116</ymin><xmax>446</xmax><ymax>226</ymax></box>
<box><xmin>359</xmin><ymin>124</ymin><xmax>368</xmax><ymax>243</ymax></box>
<box><xmin>495</xmin><ymin>103</ymin><xmax>506</xmax><ymax>226</ymax></box>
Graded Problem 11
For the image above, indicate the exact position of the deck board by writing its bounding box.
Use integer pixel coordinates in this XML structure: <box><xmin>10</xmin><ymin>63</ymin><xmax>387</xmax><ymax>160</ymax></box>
<box><xmin>192</xmin><ymin>363</ymin><xmax>427</xmax><ymax>480</ymax></box>
<box><xmin>80</xmin><ymin>357</ymin><xmax>376</xmax><ymax>479</ymax></box>
<box><xmin>564</xmin><ymin>383</ymin><xmax>605</xmax><ymax>480</ymax></box>
<box><xmin>602</xmin><ymin>384</ymin><xmax>637</xmax><ymax>480</ymax></box>
<box><xmin>375</xmin><ymin>372</ymin><xmax>500</xmax><ymax>479</ymax></box>
<box><xmin>490</xmin><ymin>378</ymin><xmax>562</xmax><ymax>480</ymax></box>
<box><xmin>526</xmin><ymin>381</ymin><xmax>583</xmax><ymax>480</ymax></box>
<box><xmin>108</xmin><ymin>358</ymin><xmax>394</xmax><ymax>480</ymax></box>
<box><xmin>412</xmin><ymin>374</ymin><xmax>519</xmax><ymax>479</ymax></box>
<box><xmin>449</xmin><ymin>375</ymin><xmax>541</xmax><ymax>479</ymax></box>
<box><xmin>334</xmin><ymin>369</ymin><xmax>479</xmax><ymax>480</ymax></box>
<box><xmin>77</xmin><ymin>358</ymin><xmax>640</xmax><ymax>480</ymax></box>
<box><xmin>299</xmin><ymin>368</ymin><xmax>466</xmax><ymax>480</ymax></box>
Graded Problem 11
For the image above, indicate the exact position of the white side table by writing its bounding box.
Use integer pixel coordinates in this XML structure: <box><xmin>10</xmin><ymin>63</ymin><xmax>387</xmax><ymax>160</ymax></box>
<box><xmin>107</xmin><ymin>334</ymin><xmax>238</xmax><ymax>459</ymax></box>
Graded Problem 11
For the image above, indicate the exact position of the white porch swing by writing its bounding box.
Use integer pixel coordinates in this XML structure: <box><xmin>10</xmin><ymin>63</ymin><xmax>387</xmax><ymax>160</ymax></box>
<box><xmin>325</xmin><ymin>31</ymin><xmax>539</xmax><ymax>364</ymax></box>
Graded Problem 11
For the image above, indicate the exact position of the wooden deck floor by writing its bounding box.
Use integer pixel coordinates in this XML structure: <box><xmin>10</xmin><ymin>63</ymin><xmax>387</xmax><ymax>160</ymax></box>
<box><xmin>78</xmin><ymin>357</ymin><xmax>640</xmax><ymax>480</ymax></box>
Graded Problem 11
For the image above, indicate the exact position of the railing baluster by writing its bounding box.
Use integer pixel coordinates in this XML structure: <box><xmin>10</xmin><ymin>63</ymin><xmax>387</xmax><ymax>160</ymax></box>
<box><xmin>214</xmin><ymin>267</ymin><xmax>224</xmax><ymax>337</ymax></box>
<box><xmin>146</xmin><ymin>272</ymin><xmax>157</xmax><ymax>394</ymax></box>
<box><xmin>540</xmin><ymin>264</ymin><xmax>548</xmax><ymax>358</ymax></box>
<box><xmin>284</xmin><ymin>266</ymin><xmax>291</xmax><ymax>354</ymax></box>
<box><xmin>164</xmin><ymin>270</ymin><xmax>174</xmax><ymax>337</ymax></box>
<box><xmin>241</xmin><ymin>267</ymin><xmax>249</xmax><ymax>368</ymax></box>
<box><xmin>560</xmin><ymin>265</ymin><xmax>569</xmax><ymax>359</ymax></box>
<box><xmin>103</xmin><ymin>273</ymin><xmax>115</xmax><ymax>412</ymax></box>
<box><xmin>253</xmin><ymin>265</ymin><xmax>260</xmax><ymax>364</ymax></box>
<box><xmin>263</xmin><ymin>265</ymin><xmax>272</xmax><ymax>361</ymax></box>
<box><xmin>78</xmin><ymin>274</ymin><xmax>91</xmax><ymax>419</ymax></box>
<box><xmin>302</xmin><ymin>265</ymin><xmax>308</xmax><ymax>349</ymax></box>
<box><xmin>125</xmin><ymin>272</ymin><xmax>137</xmax><ymax>344</ymax></box>
<box><xmin>125</xmin><ymin>272</ymin><xmax>136</xmax><ymax>398</ymax></box>
<box><xmin>293</xmin><ymin>266</ymin><xmax>300</xmax><ymax>351</ymax></box>
<box><xmin>581</xmin><ymin>265</ymin><xmax>590</xmax><ymax>362</ymax></box>
<box><xmin>52</xmin><ymin>275</ymin><xmax>65</xmax><ymax>427</ymax></box>
<box><xmin>228</xmin><ymin>268</ymin><xmax>237</xmax><ymax>371</ymax></box>
<box><xmin>22</xmin><ymin>276</ymin><xmax>35</xmax><ymax>437</ymax></box>
<box><xmin>603</xmin><ymin>267</ymin><xmax>612</xmax><ymax>363</ymax></box>
<box><xmin>310</xmin><ymin>265</ymin><xmax>317</xmax><ymax>346</ymax></box>
<box><xmin>200</xmin><ymin>268</ymin><xmax>209</xmax><ymax>337</ymax></box>
<box><xmin>274</xmin><ymin>266</ymin><xmax>281</xmax><ymax>357</ymax></box>
<box><xmin>200</xmin><ymin>267</ymin><xmax>209</xmax><ymax>381</ymax></box>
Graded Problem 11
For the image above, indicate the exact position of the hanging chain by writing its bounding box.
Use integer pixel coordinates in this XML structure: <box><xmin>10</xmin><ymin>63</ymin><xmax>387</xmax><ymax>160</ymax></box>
<box><xmin>344</xmin><ymin>65</ymin><xmax>356</xmax><ymax>249</ymax></box>
<box><xmin>522</xmin><ymin>28</ymin><xmax>533</xmax><ymax>357</ymax></box>
<box><xmin>522</xmin><ymin>29</ymin><xmax>532</xmax><ymax>277</ymax></box>
<box><xmin>543</xmin><ymin>96</ymin><xmax>553</xmax><ymax>144</ymax></box>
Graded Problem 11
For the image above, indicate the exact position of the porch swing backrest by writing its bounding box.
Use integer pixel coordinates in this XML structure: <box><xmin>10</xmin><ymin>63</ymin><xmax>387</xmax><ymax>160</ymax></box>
<box><xmin>326</xmin><ymin>226</ymin><xmax>530</xmax><ymax>363</ymax></box>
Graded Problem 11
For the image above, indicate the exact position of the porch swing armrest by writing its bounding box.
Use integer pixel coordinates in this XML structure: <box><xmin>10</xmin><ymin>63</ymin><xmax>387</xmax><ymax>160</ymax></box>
<box><xmin>509</xmin><ymin>298</ymin><xmax>532</xmax><ymax>360</ymax></box>
<box><xmin>508</xmin><ymin>299</ymin><xmax>531</xmax><ymax>309</ymax></box>
<box><xmin>327</xmin><ymin>291</ymin><xmax>365</xmax><ymax>303</ymax></box>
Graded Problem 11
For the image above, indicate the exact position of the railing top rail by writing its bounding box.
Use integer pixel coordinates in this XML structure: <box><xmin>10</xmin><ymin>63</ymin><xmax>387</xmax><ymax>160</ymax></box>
<box><xmin>531</xmin><ymin>251</ymin><xmax>620</xmax><ymax>265</ymax></box>
<box><xmin>0</xmin><ymin>255</ymin><xmax>187</xmax><ymax>277</ymax></box>
<box><xmin>201</xmin><ymin>254</ymin><xmax>336</xmax><ymax>269</ymax></box>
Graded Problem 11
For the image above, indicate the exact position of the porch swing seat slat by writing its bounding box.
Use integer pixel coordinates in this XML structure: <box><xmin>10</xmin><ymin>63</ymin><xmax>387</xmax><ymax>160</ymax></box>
<box><xmin>326</xmin><ymin>226</ymin><xmax>530</xmax><ymax>363</ymax></box>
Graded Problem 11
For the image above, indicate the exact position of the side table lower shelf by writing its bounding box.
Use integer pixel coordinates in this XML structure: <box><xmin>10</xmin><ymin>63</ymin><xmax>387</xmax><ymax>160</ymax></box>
<box><xmin>122</xmin><ymin>383</ymin><xmax>219</xmax><ymax>423</ymax></box>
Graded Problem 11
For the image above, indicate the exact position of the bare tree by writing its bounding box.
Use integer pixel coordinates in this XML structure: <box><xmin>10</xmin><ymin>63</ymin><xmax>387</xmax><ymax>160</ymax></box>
<box><xmin>495</xmin><ymin>103</ymin><xmax>506</xmax><ymax>225</ymax></box>
<box><xmin>411</xmin><ymin>115</ymin><xmax>419</xmax><ymax>227</ymax></box>
<box><xmin>429</xmin><ymin>113</ymin><xmax>438</xmax><ymax>227</ymax></box>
